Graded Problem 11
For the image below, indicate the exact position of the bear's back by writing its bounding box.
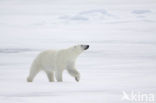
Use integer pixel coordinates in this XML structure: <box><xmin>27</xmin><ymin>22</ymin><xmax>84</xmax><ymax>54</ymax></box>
<box><xmin>36</xmin><ymin>50</ymin><xmax>58</xmax><ymax>69</ymax></box>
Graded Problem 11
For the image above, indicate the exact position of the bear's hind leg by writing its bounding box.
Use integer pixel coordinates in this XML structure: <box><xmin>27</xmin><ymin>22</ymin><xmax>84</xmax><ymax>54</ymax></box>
<box><xmin>45</xmin><ymin>71</ymin><xmax>54</xmax><ymax>82</ymax></box>
<box><xmin>55</xmin><ymin>70</ymin><xmax>63</xmax><ymax>82</ymax></box>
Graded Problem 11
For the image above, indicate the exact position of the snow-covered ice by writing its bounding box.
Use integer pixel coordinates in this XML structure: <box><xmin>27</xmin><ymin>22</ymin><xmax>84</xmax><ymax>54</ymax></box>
<box><xmin>0</xmin><ymin>0</ymin><xmax>156</xmax><ymax>103</ymax></box>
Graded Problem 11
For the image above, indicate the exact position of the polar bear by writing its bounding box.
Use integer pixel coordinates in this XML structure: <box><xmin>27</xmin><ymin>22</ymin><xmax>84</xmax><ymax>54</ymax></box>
<box><xmin>27</xmin><ymin>44</ymin><xmax>89</xmax><ymax>82</ymax></box>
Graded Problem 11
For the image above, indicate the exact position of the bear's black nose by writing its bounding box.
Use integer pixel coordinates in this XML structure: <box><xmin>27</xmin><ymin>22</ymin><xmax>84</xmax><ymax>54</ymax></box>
<box><xmin>84</xmin><ymin>45</ymin><xmax>89</xmax><ymax>50</ymax></box>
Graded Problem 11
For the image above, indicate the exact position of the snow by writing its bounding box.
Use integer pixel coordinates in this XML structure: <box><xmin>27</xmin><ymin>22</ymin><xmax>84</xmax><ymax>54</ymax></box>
<box><xmin>0</xmin><ymin>0</ymin><xmax>156</xmax><ymax>103</ymax></box>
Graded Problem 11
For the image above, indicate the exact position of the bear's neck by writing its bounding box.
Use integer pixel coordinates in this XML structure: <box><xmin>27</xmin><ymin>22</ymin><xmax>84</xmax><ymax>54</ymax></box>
<box><xmin>65</xmin><ymin>48</ymin><xmax>81</xmax><ymax>60</ymax></box>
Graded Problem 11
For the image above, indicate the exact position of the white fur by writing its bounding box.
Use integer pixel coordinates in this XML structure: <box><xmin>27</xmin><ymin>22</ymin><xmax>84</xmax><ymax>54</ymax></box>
<box><xmin>27</xmin><ymin>45</ymin><xmax>87</xmax><ymax>82</ymax></box>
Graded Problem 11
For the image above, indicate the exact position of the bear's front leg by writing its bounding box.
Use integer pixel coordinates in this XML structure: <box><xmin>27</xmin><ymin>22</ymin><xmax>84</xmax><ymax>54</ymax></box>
<box><xmin>67</xmin><ymin>68</ymin><xmax>80</xmax><ymax>82</ymax></box>
<box><xmin>55</xmin><ymin>70</ymin><xmax>63</xmax><ymax>82</ymax></box>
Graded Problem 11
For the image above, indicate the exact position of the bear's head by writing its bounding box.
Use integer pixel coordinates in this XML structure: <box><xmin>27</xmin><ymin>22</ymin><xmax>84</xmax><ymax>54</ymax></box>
<box><xmin>81</xmin><ymin>44</ymin><xmax>89</xmax><ymax>50</ymax></box>
<box><xmin>73</xmin><ymin>44</ymin><xmax>89</xmax><ymax>53</ymax></box>
<box><xmin>67</xmin><ymin>44</ymin><xmax>89</xmax><ymax>58</ymax></box>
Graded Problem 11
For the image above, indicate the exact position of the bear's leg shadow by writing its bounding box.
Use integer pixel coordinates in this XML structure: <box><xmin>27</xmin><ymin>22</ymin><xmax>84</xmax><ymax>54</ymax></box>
<box><xmin>45</xmin><ymin>71</ymin><xmax>54</xmax><ymax>82</ymax></box>
<box><xmin>27</xmin><ymin>66</ymin><xmax>40</xmax><ymax>82</ymax></box>
<box><xmin>55</xmin><ymin>70</ymin><xmax>63</xmax><ymax>82</ymax></box>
